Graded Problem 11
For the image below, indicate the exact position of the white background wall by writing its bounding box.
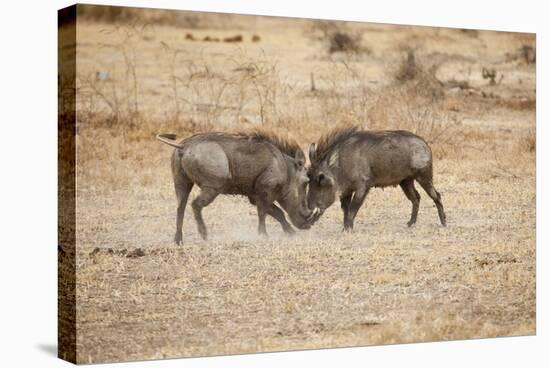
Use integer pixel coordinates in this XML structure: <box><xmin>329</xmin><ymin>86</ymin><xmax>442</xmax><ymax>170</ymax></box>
<box><xmin>0</xmin><ymin>0</ymin><xmax>546</xmax><ymax>367</ymax></box>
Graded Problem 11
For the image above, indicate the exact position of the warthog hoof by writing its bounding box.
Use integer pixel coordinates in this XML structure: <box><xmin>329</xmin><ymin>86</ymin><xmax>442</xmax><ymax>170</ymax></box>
<box><xmin>174</xmin><ymin>232</ymin><xmax>183</xmax><ymax>245</ymax></box>
<box><xmin>198</xmin><ymin>225</ymin><xmax>208</xmax><ymax>240</ymax></box>
<box><xmin>343</xmin><ymin>219</ymin><xmax>354</xmax><ymax>232</ymax></box>
<box><xmin>284</xmin><ymin>227</ymin><xmax>296</xmax><ymax>235</ymax></box>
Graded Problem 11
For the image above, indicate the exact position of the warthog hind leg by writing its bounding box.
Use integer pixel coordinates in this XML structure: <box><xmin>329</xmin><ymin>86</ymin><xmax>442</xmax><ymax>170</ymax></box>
<box><xmin>192</xmin><ymin>187</ymin><xmax>219</xmax><ymax>240</ymax></box>
<box><xmin>400</xmin><ymin>178</ymin><xmax>421</xmax><ymax>227</ymax></box>
<box><xmin>417</xmin><ymin>177</ymin><xmax>446</xmax><ymax>226</ymax></box>
<box><xmin>174</xmin><ymin>177</ymin><xmax>193</xmax><ymax>245</ymax></box>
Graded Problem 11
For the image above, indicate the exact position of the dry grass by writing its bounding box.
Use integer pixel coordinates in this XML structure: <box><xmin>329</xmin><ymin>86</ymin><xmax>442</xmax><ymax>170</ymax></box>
<box><xmin>68</xmin><ymin>5</ymin><xmax>536</xmax><ymax>364</ymax></box>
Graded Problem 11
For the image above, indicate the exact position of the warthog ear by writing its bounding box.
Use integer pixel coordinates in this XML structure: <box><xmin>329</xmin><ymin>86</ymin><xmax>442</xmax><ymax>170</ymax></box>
<box><xmin>308</xmin><ymin>143</ymin><xmax>316</xmax><ymax>163</ymax></box>
<box><xmin>294</xmin><ymin>150</ymin><xmax>305</xmax><ymax>169</ymax></box>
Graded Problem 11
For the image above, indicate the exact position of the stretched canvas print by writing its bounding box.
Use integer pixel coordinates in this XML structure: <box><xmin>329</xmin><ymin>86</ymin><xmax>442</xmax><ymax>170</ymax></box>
<box><xmin>58</xmin><ymin>3</ymin><xmax>536</xmax><ymax>364</ymax></box>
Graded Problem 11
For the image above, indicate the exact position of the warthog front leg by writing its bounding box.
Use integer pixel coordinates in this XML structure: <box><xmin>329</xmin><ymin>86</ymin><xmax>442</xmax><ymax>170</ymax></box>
<box><xmin>267</xmin><ymin>204</ymin><xmax>295</xmax><ymax>235</ymax></box>
<box><xmin>400</xmin><ymin>178</ymin><xmax>420</xmax><ymax>227</ymax></box>
<box><xmin>344</xmin><ymin>185</ymin><xmax>370</xmax><ymax>231</ymax></box>
<box><xmin>249</xmin><ymin>196</ymin><xmax>294</xmax><ymax>235</ymax></box>
<box><xmin>254</xmin><ymin>193</ymin><xmax>277</xmax><ymax>236</ymax></box>
<box><xmin>340</xmin><ymin>191</ymin><xmax>353</xmax><ymax>231</ymax></box>
<box><xmin>256</xmin><ymin>204</ymin><xmax>268</xmax><ymax>236</ymax></box>
<box><xmin>191</xmin><ymin>187</ymin><xmax>219</xmax><ymax>240</ymax></box>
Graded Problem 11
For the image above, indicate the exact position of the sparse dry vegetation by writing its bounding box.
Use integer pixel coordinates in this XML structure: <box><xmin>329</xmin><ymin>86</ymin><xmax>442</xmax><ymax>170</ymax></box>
<box><xmin>64</xmin><ymin>4</ymin><xmax>536</xmax><ymax>364</ymax></box>
<box><xmin>308</xmin><ymin>19</ymin><xmax>370</xmax><ymax>55</ymax></box>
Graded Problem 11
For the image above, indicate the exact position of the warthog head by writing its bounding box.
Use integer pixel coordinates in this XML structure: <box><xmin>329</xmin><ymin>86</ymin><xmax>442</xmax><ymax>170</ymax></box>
<box><xmin>306</xmin><ymin>143</ymin><xmax>337</xmax><ymax>213</ymax></box>
<box><xmin>278</xmin><ymin>150</ymin><xmax>321</xmax><ymax>229</ymax></box>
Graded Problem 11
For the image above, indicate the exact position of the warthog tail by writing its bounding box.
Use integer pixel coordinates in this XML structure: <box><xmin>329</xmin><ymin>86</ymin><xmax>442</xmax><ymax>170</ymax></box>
<box><xmin>156</xmin><ymin>133</ymin><xmax>183</xmax><ymax>148</ymax></box>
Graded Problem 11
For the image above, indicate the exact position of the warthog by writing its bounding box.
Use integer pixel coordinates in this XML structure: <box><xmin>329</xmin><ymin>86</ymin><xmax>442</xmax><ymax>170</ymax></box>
<box><xmin>307</xmin><ymin>126</ymin><xmax>447</xmax><ymax>230</ymax></box>
<box><xmin>157</xmin><ymin>131</ymin><xmax>320</xmax><ymax>244</ymax></box>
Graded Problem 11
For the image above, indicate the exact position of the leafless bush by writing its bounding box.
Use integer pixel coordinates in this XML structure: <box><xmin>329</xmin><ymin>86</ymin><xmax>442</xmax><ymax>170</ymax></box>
<box><xmin>328</xmin><ymin>32</ymin><xmax>362</xmax><ymax>54</ymax></box>
<box><xmin>232</xmin><ymin>54</ymin><xmax>296</xmax><ymax>126</ymax></box>
<box><xmin>156</xmin><ymin>48</ymin><xmax>288</xmax><ymax>127</ymax></box>
<box><xmin>77</xmin><ymin>24</ymin><xmax>148</xmax><ymax>127</ymax></box>
<box><xmin>308</xmin><ymin>20</ymin><xmax>368</xmax><ymax>55</ymax></box>
<box><xmin>392</xmin><ymin>48</ymin><xmax>445</xmax><ymax>99</ymax></box>
<box><xmin>394</xmin><ymin>48</ymin><xmax>419</xmax><ymax>82</ymax></box>
<box><xmin>520</xmin><ymin>45</ymin><xmax>536</xmax><ymax>64</ymax></box>
<box><xmin>505</xmin><ymin>44</ymin><xmax>536</xmax><ymax>65</ymax></box>
<box><xmin>79</xmin><ymin>27</ymin><xmax>292</xmax><ymax>132</ymax></box>
<box><xmin>309</xmin><ymin>58</ymin><xmax>372</xmax><ymax>127</ymax></box>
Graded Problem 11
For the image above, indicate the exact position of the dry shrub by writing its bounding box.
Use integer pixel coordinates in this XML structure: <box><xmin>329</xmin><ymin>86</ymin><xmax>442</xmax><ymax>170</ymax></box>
<box><xmin>308</xmin><ymin>20</ymin><xmax>368</xmax><ymax>56</ymax></box>
<box><xmin>307</xmin><ymin>59</ymin><xmax>371</xmax><ymax>128</ymax></box>
<box><xmin>505</xmin><ymin>45</ymin><xmax>536</xmax><ymax>64</ymax></box>
<box><xmin>77</xmin><ymin>24</ymin><xmax>150</xmax><ymax>128</ymax></box>
<box><xmin>79</xmin><ymin>40</ymin><xmax>289</xmax><ymax>131</ymax></box>
<box><xmin>394</xmin><ymin>48</ymin><xmax>419</xmax><ymax>83</ymax></box>
<box><xmin>158</xmin><ymin>48</ymin><xmax>288</xmax><ymax>127</ymax></box>
<box><xmin>392</xmin><ymin>48</ymin><xmax>444</xmax><ymax>99</ymax></box>
<box><xmin>328</xmin><ymin>32</ymin><xmax>362</xmax><ymax>54</ymax></box>
<box><xmin>520</xmin><ymin>45</ymin><xmax>536</xmax><ymax>64</ymax></box>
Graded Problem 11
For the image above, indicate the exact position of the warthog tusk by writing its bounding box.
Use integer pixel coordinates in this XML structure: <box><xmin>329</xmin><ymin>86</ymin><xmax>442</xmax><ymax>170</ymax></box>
<box><xmin>307</xmin><ymin>207</ymin><xmax>320</xmax><ymax>221</ymax></box>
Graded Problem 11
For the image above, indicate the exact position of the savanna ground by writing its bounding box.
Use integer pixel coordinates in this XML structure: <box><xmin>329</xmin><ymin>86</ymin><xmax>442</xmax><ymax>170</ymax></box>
<box><xmin>60</xmin><ymin>5</ymin><xmax>535</xmax><ymax>364</ymax></box>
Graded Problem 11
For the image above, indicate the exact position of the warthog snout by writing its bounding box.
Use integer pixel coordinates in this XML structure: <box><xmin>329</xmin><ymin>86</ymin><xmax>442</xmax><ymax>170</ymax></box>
<box><xmin>295</xmin><ymin>207</ymin><xmax>322</xmax><ymax>229</ymax></box>
<box><xmin>308</xmin><ymin>207</ymin><xmax>322</xmax><ymax>222</ymax></box>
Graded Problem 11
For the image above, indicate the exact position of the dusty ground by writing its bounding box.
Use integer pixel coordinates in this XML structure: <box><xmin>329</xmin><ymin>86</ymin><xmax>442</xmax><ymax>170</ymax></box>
<box><xmin>65</xmin><ymin>5</ymin><xmax>535</xmax><ymax>364</ymax></box>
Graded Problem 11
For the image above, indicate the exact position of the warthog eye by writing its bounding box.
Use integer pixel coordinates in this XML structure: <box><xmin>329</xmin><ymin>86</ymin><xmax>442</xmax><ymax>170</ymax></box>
<box><xmin>317</xmin><ymin>173</ymin><xmax>325</xmax><ymax>184</ymax></box>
